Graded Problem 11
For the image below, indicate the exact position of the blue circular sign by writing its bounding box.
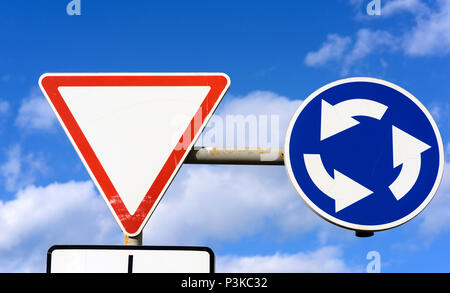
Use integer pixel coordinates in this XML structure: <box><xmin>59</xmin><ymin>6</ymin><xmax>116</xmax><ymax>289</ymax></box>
<box><xmin>284</xmin><ymin>77</ymin><xmax>444</xmax><ymax>232</ymax></box>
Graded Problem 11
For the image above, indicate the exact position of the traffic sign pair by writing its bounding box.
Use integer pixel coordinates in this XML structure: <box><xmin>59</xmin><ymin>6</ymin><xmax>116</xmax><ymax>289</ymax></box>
<box><xmin>39</xmin><ymin>74</ymin><xmax>444</xmax><ymax>235</ymax></box>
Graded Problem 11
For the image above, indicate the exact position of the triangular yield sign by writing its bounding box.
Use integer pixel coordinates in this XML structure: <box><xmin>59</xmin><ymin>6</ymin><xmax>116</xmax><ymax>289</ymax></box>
<box><xmin>39</xmin><ymin>73</ymin><xmax>230</xmax><ymax>236</ymax></box>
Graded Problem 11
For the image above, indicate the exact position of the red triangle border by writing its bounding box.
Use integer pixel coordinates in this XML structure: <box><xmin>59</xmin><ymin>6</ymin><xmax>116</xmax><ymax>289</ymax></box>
<box><xmin>39</xmin><ymin>73</ymin><xmax>230</xmax><ymax>236</ymax></box>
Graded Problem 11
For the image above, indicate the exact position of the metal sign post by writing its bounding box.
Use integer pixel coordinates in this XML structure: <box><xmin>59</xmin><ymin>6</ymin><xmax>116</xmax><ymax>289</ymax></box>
<box><xmin>185</xmin><ymin>147</ymin><xmax>284</xmax><ymax>165</ymax></box>
<box><xmin>124</xmin><ymin>233</ymin><xmax>143</xmax><ymax>246</ymax></box>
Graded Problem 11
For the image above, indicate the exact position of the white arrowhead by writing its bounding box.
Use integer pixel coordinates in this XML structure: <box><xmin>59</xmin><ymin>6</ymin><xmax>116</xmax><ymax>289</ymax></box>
<box><xmin>320</xmin><ymin>99</ymin><xmax>388</xmax><ymax>141</ymax></box>
<box><xmin>389</xmin><ymin>126</ymin><xmax>431</xmax><ymax>200</ymax></box>
<box><xmin>332</xmin><ymin>170</ymin><xmax>373</xmax><ymax>212</ymax></box>
<box><xmin>304</xmin><ymin>154</ymin><xmax>373</xmax><ymax>212</ymax></box>
<box><xmin>392</xmin><ymin>126</ymin><xmax>431</xmax><ymax>168</ymax></box>
<box><xmin>321</xmin><ymin>100</ymin><xmax>359</xmax><ymax>141</ymax></box>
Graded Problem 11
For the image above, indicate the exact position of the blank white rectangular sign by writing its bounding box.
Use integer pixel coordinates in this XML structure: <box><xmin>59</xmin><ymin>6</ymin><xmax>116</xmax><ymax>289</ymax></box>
<box><xmin>47</xmin><ymin>245</ymin><xmax>214</xmax><ymax>273</ymax></box>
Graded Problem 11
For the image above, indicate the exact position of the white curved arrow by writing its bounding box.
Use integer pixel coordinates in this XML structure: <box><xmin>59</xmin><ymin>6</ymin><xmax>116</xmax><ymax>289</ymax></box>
<box><xmin>304</xmin><ymin>154</ymin><xmax>373</xmax><ymax>212</ymax></box>
<box><xmin>321</xmin><ymin>99</ymin><xmax>388</xmax><ymax>141</ymax></box>
<box><xmin>389</xmin><ymin>126</ymin><xmax>431</xmax><ymax>200</ymax></box>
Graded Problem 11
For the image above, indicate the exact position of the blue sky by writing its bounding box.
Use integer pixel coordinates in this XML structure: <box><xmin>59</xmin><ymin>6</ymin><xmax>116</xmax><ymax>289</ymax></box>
<box><xmin>0</xmin><ymin>0</ymin><xmax>450</xmax><ymax>272</ymax></box>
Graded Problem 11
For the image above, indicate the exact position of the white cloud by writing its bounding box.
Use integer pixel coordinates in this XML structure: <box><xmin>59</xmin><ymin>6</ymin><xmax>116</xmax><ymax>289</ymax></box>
<box><xmin>304</xmin><ymin>29</ymin><xmax>397</xmax><ymax>75</ymax></box>
<box><xmin>403</xmin><ymin>0</ymin><xmax>450</xmax><ymax>56</ymax></box>
<box><xmin>197</xmin><ymin>90</ymin><xmax>303</xmax><ymax>148</ymax></box>
<box><xmin>219</xmin><ymin>91</ymin><xmax>299</xmax><ymax>119</ymax></box>
<box><xmin>15</xmin><ymin>87</ymin><xmax>56</xmax><ymax>131</ymax></box>
<box><xmin>346</xmin><ymin>29</ymin><xmax>397</xmax><ymax>62</ymax></box>
<box><xmin>305</xmin><ymin>34</ymin><xmax>352</xmax><ymax>67</ymax></box>
<box><xmin>0</xmin><ymin>145</ymin><xmax>47</xmax><ymax>192</ymax></box>
<box><xmin>0</xmin><ymin>100</ymin><xmax>10</xmax><ymax>115</ymax></box>
<box><xmin>143</xmin><ymin>164</ymin><xmax>329</xmax><ymax>245</ymax></box>
<box><xmin>382</xmin><ymin>0</ymin><xmax>431</xmax><ymax>17</ymax></box>
<box><xmin>418</xmin><ymin>160</ymin><xmax>450</xmax><ymax>238</ymax></box>
<box><xmin>0</xmin><ymin>165</ymin><xmax>340</xmax><ymax>272</ymax></box>
<box><xmin>0</xmin><ymin>174</ymin><xmax>351</xmax><ymax>273</ymax></box>
<box><xmin>429</xmin><ymin>103</ymin><xmax>443</xmax><ymax>122</ymax></box>
<box><xmin>343</xmin><ymin>28</ymin><xmax>398</xmax><ymax>74</ymax></box>
<box><xmin>428</xmin><ymin>101</ymin><xmax>450</xmax><ymax>137</ymax></box>
<box><xmin>308</xmin><ymin>1</ymin><xmax>450</xmax><ymax>73</ymax></box>
<box><xmin>0</xmin><ymin>180</ymin><xmax>120</xmax><ymax>272</ymax></box>
<box><xmin>217</xmin><ymin>246</ymin><xmax>359</xmax><ymax>273</ymax></box>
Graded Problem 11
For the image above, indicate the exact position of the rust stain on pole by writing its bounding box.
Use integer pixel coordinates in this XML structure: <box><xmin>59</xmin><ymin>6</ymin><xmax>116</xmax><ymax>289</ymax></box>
<box><xmin>124</xmin><ymin>233</ymin><xmax>143</xmax><ymax>246</ymax></box>
<box><xmin>184</xmin><ymin>147</ymin><xmax>284</xmax><ymax>165</ymax></box>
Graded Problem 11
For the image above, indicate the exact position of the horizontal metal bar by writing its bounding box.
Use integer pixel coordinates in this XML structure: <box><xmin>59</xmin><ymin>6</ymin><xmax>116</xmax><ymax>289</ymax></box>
<box><xmin>184</xmin><ymin>147</ymin><xmax>284</xmax><ymax>165</ymax></box>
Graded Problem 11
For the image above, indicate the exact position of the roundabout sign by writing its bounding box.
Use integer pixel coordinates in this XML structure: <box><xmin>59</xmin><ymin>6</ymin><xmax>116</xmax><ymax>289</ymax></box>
<box><xmin>284</xmin><ymin>77</ymin><xmax>444</xmax><ymax>232</ymax></box>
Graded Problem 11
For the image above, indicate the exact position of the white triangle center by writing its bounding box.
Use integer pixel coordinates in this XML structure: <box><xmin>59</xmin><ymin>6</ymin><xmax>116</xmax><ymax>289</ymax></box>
<box><xmin>58</xmin><ymin>86</ymin><xmax>211</xmax><ymax>214</ymax></box>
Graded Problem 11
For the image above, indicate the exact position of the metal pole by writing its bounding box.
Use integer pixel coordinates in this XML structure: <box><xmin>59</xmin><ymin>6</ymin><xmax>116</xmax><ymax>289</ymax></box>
<box><xmin>184</xmin><ymin>147</ymin><xmax>284</xmax><ymax>165</ymax></box>
<box><xmin>124</xmin><ymin>232</ymin><xmax>143</xmax><ymax>246</ymax></box>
